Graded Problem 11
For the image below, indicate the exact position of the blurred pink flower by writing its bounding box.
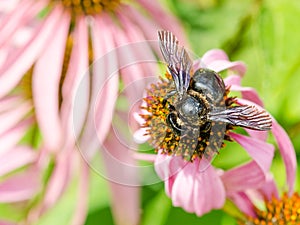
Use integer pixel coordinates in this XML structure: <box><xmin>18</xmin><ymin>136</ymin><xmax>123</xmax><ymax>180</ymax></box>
<box><xmin>232</xmin><ymin>129</ymin><xmax>297</xmax><ymax>224</ymax></box>
<box><xmin>134</xmin><ymin>49</ymin><xmax>296</xmax><ymax>216</ymax></box>
<box><xmin>0</xmin><ymin>0</ymin><xmax>186</xmax><ymax>224</ymax></box>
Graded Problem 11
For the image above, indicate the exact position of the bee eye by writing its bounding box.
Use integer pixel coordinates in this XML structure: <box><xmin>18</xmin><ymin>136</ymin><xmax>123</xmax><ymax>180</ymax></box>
<box><xmin>180</xmin><ymin>97</ymin><xmax>201</xmax><ymax>117</ymax></box>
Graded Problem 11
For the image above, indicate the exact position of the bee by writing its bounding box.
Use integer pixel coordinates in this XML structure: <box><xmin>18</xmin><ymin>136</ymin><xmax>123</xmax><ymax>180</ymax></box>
<box><xmin>157</xmin><ymin>30</ymin><xmax>271</xmax><ymax>159</ymax></box>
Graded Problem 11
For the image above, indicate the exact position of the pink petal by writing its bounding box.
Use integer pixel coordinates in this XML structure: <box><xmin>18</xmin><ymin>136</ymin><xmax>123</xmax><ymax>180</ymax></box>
<box><xmin>154</xmin><ymin>153</ymin><xmax>172</xmax><ymax>181</ymax></box>
<box><xmin>272</xmin><ymin>119</ymin><xmax>296</xmax><ymax>195</ymax></box>
<box><xmin>197</xmin><ymin>49</ymin><xmax>229</xmax><ymax>68</ymax></box>
<box><xmin>133</xmin><ymin>112</ymin><xmax>146</xmax><ymax>125</ymax></box>
<box><xmin>42</xmin><ymin>149</ymin><xmax>72</xmax><ymax>210</ymax></box>
<box><xmin>236</xmin><ymin>98</ymin><xmax>296</xmax><ymax>194</ymax></box>
<box><xmin>154</xmin><ymin>153</ymin><xmax>190</xmax><ymax>197</ymax></box>
<box><xmin>0</xmin><ymin>118</ymin><xmax>32</xmax><ymax>155</ymax></box>
<box><xmin>114</xmin><ymin>14</ymin><xmax>158</xmax><ymax>105</ymax></box>
<box><xmin>224</xmin><ymin>74</ymin><xmax>241</xmax><ymax>86</ymax></box>
<box><xmin>192</xmin><ymin>165</ymin><xmax>226</xmax><ymax>216</ymax></box>
<box><xmin>132</xmin><ymin>152</ymin><xmax>156</xmax><ymax>162</ymax></box>
<box><xmin>0</xmin><ymin>221</ymin><xmax>16</xmax><ymax>225</ymax></box>
<box><xmin>121</xmin><ymin>5</ymin><xmax>160</xmax><ymax>57</ymax></box>
<box><xmin>171</xmin><ymin>162</ymin><xmax>225</xmax><ymax>215</ymax></box>
<box><xmin>32</xmin><ymin>11</ymin><xmax>70</xmax><ymax>152</ymax></box>
<box><xmin>0</xmin><ymin>96</ymin><xmax>23</xmax><ymax>113</ymax></box>
<box><xmin>102</xmin><ymin>127</ymin><xmax>140</xmax><ymax>225</ymax></box>
<box><xmin>110</xmin><ymin>18</ymin><xmax>158</xmax><ymax>137</ymax></box>
<box><xmin>133</xmin><ymin>128</ymin><xmax>150</xmax><ymax>144</ymax></box>
<box><xmin>0</xmin><ymin>0</ymin><xmax>19</xmax><ymax>12</ymax></box>
<box><xmin>71</xmin><ymin>16</ymin><xmax>105</xmax><ymax>159</ymax></box>
<box><xmin>245</xmin><ymin>129</ymin><xmax>268</xmax><ymax>142</ymax></box>
<box><xmin>230</xmin><ymin>132</ymin><xmax>274</xmax><ymax>174</ymax></box>
<box><xmin>0</xmin><ymin>0</ymin><xmax>45</xmax><ymax>48</ymax></box>
<box><xmin>0</xmin><ymin>146</ymin><xmax>37</xmax><ymax>177</ymax></box>
<box><xmin>171</xmin><ymin>162</ymin><xmax>196</xmax><ymax>212</ymax></box>
<box><xmin>0</xmin><ymin>169</ymin><xmax>40</xmax><ymax>202</ymax></box>
<box><xmin>258</xmin><ymin>174</ymin><xmax>279</xmax><ymax>200</ymax></box>
<box><xmin>206</xmin><ymin>60</ymin><xmax>246</xmax><ymax>75</ymax></box>
<box><xmin>227</xmin><ymin>192</ymin><xmax>256</xmax><ymax>217</ymax></box>
<box><xmin>229</xmin><ymin>85</ymin><xmax>264</xmax><ymax>107</ymax></box>
<box><xmin>0</xmin><ymin>100</ymin><xmax>32</xmax><ymax>137</ymax></box>
<box><xmin>155</xmin><ymin>153</ymin><xmax>181</xmax><ymax>179</ymax></box>
<box><xmin>70</xmin><ymin>159</ymin><xmax>89</xmax><ymax>225</ymax></box>
<box><xmin>233</xmin><ymin>97</ymin><xmax>269</xmax><ymax>140</ymax></box>
<box><xmin>0</xmin><ymin>5</ymin><xmax>64</xmax><ymax>98</ymax></box>
<box><xmin>223</xmin><ymin>83</ymin><xmax>268</xmax><ymax>141</ymax></box>
<box><xmin>135</xmin><ymin>0</ymin><xmax>187</xmax><ymax>44</ymax></box>
<box><xmin>93</xmin><ymin>15</ymin><xmax>119</xmax><ymax>145</ymax></box>
<box><xmin>60</xmin><ymin>16</ymin><xmax>90</xmax><ymax>146</ymax></box>
<box><xmin>221</xmin><ymin>161</ymin><xmax>266</xmax><ymax>192</ymax></box>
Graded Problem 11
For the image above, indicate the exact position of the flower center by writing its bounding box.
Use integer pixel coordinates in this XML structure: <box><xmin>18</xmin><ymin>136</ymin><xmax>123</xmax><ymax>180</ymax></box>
<box><xmin>140</xmin><ymin>73</ymin><xmax>234</xmax><ymax>162</ymax></box>
<box><xmin>239</xmin><ymin>193</ymin><xmax>300</xmax><ymax>225</ymax></box>
<box><xmin>54</xmin><ymin>0</ymin><xmax>121</xmax><ymax>15</ymax></box>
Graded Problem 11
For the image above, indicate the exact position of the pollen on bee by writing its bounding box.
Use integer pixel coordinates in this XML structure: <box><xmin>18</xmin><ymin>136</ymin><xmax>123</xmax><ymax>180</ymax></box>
<box><xmin>139</xmin><ymin>72</ymin><xmax>235</xmax><ymax>162</ymax></box>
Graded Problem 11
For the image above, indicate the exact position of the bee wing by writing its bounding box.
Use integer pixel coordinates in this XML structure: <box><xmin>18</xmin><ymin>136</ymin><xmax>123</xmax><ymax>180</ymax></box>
<box><xmin>158</xmin><ymin>30</ymin><xmax>192</xmax><ymax>97</ymax></box>
<box><xmin>208</xmin><ymin>105</ymin><xmax>272</xmax><ymax>131</ymax></box>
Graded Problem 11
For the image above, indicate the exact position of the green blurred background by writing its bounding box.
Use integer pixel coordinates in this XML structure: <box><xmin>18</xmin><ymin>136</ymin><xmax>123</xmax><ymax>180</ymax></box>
<box><xmin>29</xmin><ymin>0</ymin><xmax>300</xmax><ymax>224</ymax></box>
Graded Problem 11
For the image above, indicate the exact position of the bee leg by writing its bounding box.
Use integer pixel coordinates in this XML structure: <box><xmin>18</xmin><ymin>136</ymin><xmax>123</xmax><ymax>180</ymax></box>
<box><xmin>166</xmin><ymin>112</ymin><xmax>185</xmax><ymax>135</ymax></box>
<box><xmin>200</xmin><ymin>122</ymin><xmax>212</xmax><ymax>132</ymax></box>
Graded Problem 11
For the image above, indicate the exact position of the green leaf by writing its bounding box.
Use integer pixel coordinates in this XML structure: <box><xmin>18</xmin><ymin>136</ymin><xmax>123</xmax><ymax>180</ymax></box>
<box><xmin>222</xmin><ymin>199</ymin><xmax>246</xmax><ymax>221</ymax></box>
<box><xmin>141</xmin><ymin>190</ymin><xmax>171</xmax><ymax>225</ymax></box>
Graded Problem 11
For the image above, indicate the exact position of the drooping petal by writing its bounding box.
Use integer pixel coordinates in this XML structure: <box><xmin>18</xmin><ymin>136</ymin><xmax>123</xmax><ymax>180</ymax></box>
<box><xmin>192</xmin><ymin>165</ymin><xmax>226</xmax><ymax>216</ymax></box>
<box><xmin>154</xmin><ymin>153</ymin><xmax>185</xmax><ymax>196</ymax></box>
<box><xmin>271</xmin><ymin>119</ymin><xmax>296</xmax><ymax>195</ymax></box>
<box><xmin>236</xmin><ymin>98</ymin><xmax>296</xmax><ymax>195</ymax></box>
<box><xmin>60</xmin><ymin>16</ymin><xmax>90</xmax><ymax>146</ymax></box>
<box><xmin>193</xmin><ymin>49</ymin><xmax>246</xmax><ymax>75</ymax></box>
<box><xmin>170</xmin><ymin>162</ymin><xmax>226</xmax><ymax>216</ymax></box>
<box><xmin>41</xmin><ymin>149</ymin><xmax>72</xmax><ymax>210</ymax></box>
<box><xmin>0</xmin><ymin>100</ymin><xmax>32</xmax><ymax>137</ymax></box>
<box><xmin>0</xmin><ymin>146</ymin><xmax>37</xmax><ymax>177</ymax></box>
<box><xmin>121</xmin><ymin>5</ymin><xmax>159</xmax><ymax>57</ymax></box>
<box><xmin>0</xmin><ymin>169</ymin><xmax>40</xmax><ymax>202</ymax></box>
<box><xmin>132</xmin><ymin>152</ymin><xmax>157</xmax><ymax>164</ymax></box>
<box><xmin>0</xmin><ymin>0</ymin><xmax>45</xmax><ymax>48</ymax></box>
<box><xmin>227</xmin><ymin>192</ymin><xmax>256</xmax><ymax>217</ymax></box>
<box><xmin>258</xmin><ymin>174</ymin><xmax>279</xmax><ymax>200</ymax></box>
<box><xmin>135</xmin><ymin>0</ymin><xmax>187</xmax><ymax>43</ymax></box>
<box><xmin>230</xmin><ymin>92</ymin><xmax>267</xmax><ymax>141</ymax></box>
<box><xmin>170</xmin><ymin>161</ymin><xmax>196</xmax><ymax>212</ymax></box>
<box><xmin>224</xmin><ymin>74</ymin><xmax>241</xmax><ymax>86</ymax></box>
<box><xmin>200</xmin><ymin>49</ymin><xmax>229</xmax><ymax>66</ymax></box>
<box><xmin>230</xmin><ymin>85</ymin><xmax>264</xmax><ymax>107</ymax></box>
<box><xmin>0</xmin><ymin>96</ymin><xmax>23</xmax><ymax>113</ymax></box>
<box><xmin>81</xmin><ymin>14</ymin><xmax>119</xmax><ymax>156</ymax></box>
<box><xmin>230</xmin><ymin>132</ymin><xmax>274</xmax><ymax>174</ymax></box>
<box><xmin>32</xmin><ymin>10</ymin><xmax>70</xmax><ymax>152</ymax></box>
<box><xmin>221</xmin><ymin>161</ymin><xmax>266</xmax><ymax>192</ymax></box>
<box><xmin>115</xmin><ymin>13</ymin><xmax>158</xmax><ymax>106</ymax></box>
<box><xmin>206</xmin><ymin>60</ymin><xmax>246</xmax><ymax>75</ymax></box>
<box><xmin>102</xmin><ymin>127</ymin><xmax>140</xmax><ymax>225</ymax></box>
<box><xmin>0</xmin><ymin>5</ymin><xmax>64</xmax><ymax>98</ymax></box>
<box><xmin>0</xmin><ymin>118</ymin><xmax>33</xmax><ymax>155</ymax></box>
<box><xmin>70</xmin><ymin>158</ymin><xmax>89</xmax><ymax>225</ymax></box>
<box><xmin>194</xmin><ymin>51</ymin><xmax>227</xmax><ymax>71</ymax></box>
